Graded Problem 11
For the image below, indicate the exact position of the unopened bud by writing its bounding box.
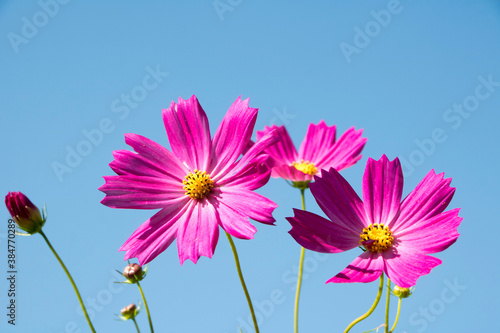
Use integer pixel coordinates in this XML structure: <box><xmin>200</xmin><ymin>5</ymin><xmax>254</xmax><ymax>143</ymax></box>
<box><xmin>393</xmin><ymin>285</ymin><xmax>412</xmax><ymax>298</ymax></box>
<box><xmin>123</xmin><ymin>263</ymin><xmax>146</xmax><ymax>283</ymax></box>
<box><xmin>120</xmin><ymin>303</ymin><xmax>139</xmax><ymax>320</ymax></box>
<box><xmin>5</xmin><ymin>191</ymin><xmax>46</xmax><ymax>235</ymax></box>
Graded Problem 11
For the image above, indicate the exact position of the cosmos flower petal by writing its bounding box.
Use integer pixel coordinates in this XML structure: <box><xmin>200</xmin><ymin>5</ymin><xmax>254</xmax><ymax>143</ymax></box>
<box><xmin>119</xmin><ymin>202</ymin><xmax>187</xmax><ymax>265</ymax></box>
<box><xmin>217</xmin><ymin>187</ymin><xmax>277</xmax><ymax>224</ymax></box>
<box><xmin>162</xmin><ymin>95</ymin><xmax>212</xmax><ymax>171</ymax></box>
<box><xmin>212</xmin><ymin>196</ymin><xmax>257</xmax><ymax>239</ymax></box>
<box><xmin>396</xmin><ymin>208</ymin><xmax>462</xmax><ymax>254</ymax></box>
<box><xmin>383</xmin><ymin>250</ymin><xmax>442</xmax><ymax>288</ymax></box>
<box><xmin>287</xmin><ymin>208</ymin><xmax>359</xmax><ymax>253</ymax></box>
<box><xmin>177</xmin><ymin>200</ymin><xmax>220</xmax><ymax>264</ymax></box>
<box><xmin>110</xmin><ymin>149</ymin><xmax>183</xmax><ymax>180</ymax></box>
<box><xmin>298</xmin><ymin>120</ymin><xmax>336</xmax><ymax>163</ymax></box>
<box><xmin>100</xmin><ymin>175</ymin><xmax>187</xmax><ymax>209</ymax></box>
<box><xmin>122</xmin><ymin>133</ymin><xmax>188</xmax><ymax>178</ymax></box>
<box><xmin>394</xmin><ymin>170</ymin><xmax>455</xmax><ymax>233</ymax></box>
<box><xmin>271</xmin><ymin>164</ymin><xmax>314</xmax><ymax>182</ymax></box>
<box><xmin>327</xmin><ymin>251</ymin><xmax>384</xmax><ymax>284</ymax></box>
<box><xmin>219</xmin><ymin>154</ymin><xmax>272</xmax><ymax>191</ymax></box>
<box><xmin>218</xmin><ymin>130</ymin><xmax>278</xmax><ymax>182</ymax></box>
<box><xmin>257</xmin><ymin>125</ymin><xmax>298</xmax><ymax>166</ymax></box>
<box><xmin>316</xmin><ymin>127</ymin><xmax>367</xmax><ymax>172</ymax></box>
<box><xmin>211</xmin><ymin>96</ymin><xmax>258</xmax><ymax>176</ymax></box>
<box><xmin>310</xmin><ymin>168</ymin><xmax>366</xmax><ymax>233</ymax></box>
<box><xmin>362</xmin><ymin>155</ymin><xmax>403</xmax><ymax>227</ymax></box>
<box><xmin>259</xmin><ymin>121</ymin><xmax>366</xmax><ymax>182</ymax></box>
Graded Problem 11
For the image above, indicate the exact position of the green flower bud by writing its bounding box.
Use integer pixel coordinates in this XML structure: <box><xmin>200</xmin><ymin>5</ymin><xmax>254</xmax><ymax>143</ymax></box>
<box><xmin>119</xmin><ymin>303</ymin><xmax>139</xmax><ymax>320</ymax></box>
<box><xmin>393</xmin><ymin>285</ymin><xmax>413</xmax><ymax>298</ymax></box>
<box><xmin>122</xmin><ymin>263</ymin><xmax>147</xmax><ymax>283</ymax></box>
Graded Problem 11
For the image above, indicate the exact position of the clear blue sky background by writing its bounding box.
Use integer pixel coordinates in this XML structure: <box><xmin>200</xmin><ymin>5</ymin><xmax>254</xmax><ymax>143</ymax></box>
<box><xmin>1</xmin><ymin>1</ymin><xmax>499</xmax><ymax>332</ymax></box>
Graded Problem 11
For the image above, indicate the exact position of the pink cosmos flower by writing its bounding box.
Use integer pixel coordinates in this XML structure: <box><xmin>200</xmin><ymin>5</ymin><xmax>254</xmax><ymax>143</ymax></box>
<box><xmin>99</xmin><ymin>95</ymin><xmax>278</xmax><ymax>265</ymax></box>
<box><xmin>287</xmin><ymin>155</ymin><xmax>462</xmax><ymax>288</ymax></box>
<box><xmin>256</xmin><ymin>121</ymin><xmax>367</xmax><ymax>185</ymax></box>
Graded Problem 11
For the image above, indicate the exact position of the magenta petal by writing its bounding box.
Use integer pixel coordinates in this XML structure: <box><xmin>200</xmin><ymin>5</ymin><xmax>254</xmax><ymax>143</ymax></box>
<box><xmin>218</xmin><ymin>129</ymin><xmax>278</xmax><ymax>182</ymax></box>
<box><xmin>383</xmin><ymin>249</ymin><xmax>442</xmax><ymax>288</ymax></box>
<box><xmin>327</xmin><ymin>251</ymin><xmax>384</xmax><ymax>284</ymax></box>
<box><xmin>315</xmin><ymin>127</ymin><xmax>367</xmax><ymax>171</ymax></box>
<box><xmin>110</xmin><ymin>149</ymin><xmax>182</xmax><ymax>180</ymax></box>
<box><xmin>362</xmin><ymin>155</ymin><xmax>403</xmax><ymax>227</ymax></box>
<box><xmin>271</xmin><ymin>164</ymin><xmax>313</xmax><ymax>182</ymax></box>
<box><xmin>119</xmin><ymin>204</ymin><xmax>187</xmax><ymax>265</ymax></box>
<box><xmin>100</xmin><ymin>175</ymin><xmax>187</xmax><ymax>209</ymax></box>
<box><xmin>396</xmin><ymin>208</ymin><xmax>462</xmax><ymax>254</ymax></box>
<box><xmin>257</xmin><ymin>125</ymin><xmax>298</xmax><ymax>166</ymax></box>
<box><xmin>219</xmin><ymin>154</ymin><xmax>272</xmax><ymax>191</ymax></box>
<box><xmin>123</xmin><ymin>133</ymin><xmax>188</xmax><ymax>178</ymax></box>
<box><xmin>211</xmin><ymin>96</ymin><xmax>258</xmax><ymax>176</ymax></box>
<box><xmin>394</xmin><ymin>170</ymin><xmax>455</xmax><ymax>234</ymax></box>
<box><xmin>287</xmin><ymin>209</ymin><xmax>359</xmax><ymax>253</ymax></box>
<box><xmin>212</xmin><ymin>197</ymin><xmax>257</xmax><ymax>239</ymax></box>
<box><xmin>162</xmin><ymin>95</ymin><xmax>212</xmax><ymax>171</ymax></box>
<box><xmin>298</xmin><ymin>120</ymin><xmax>336</xmax><ymax>163</ymax></box>
<box><xmin>176</xmin><ymin>200</ymin><xmax>220</xmax><ymax>264</ymax></box>
<box><xmin>310</xmin><ymin>168</ymin><xmax>366</xmax><ymax>234</ymax></box>
<box><xmin>216</xmin><ymin>187</ymin><xmax>277</xmax><ymax>224</ymax></box>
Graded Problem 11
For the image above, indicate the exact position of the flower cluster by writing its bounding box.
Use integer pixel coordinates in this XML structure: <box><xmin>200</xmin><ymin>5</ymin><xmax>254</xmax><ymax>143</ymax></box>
<box><xmin>5</xmin><ymin>94</ymin><xmax>462</xmax><ymax>333</ymax></box>
<box><xmin>96</xmin><ymin>95</ymin><xmax>461</xmax><ymax>330</ymax></box>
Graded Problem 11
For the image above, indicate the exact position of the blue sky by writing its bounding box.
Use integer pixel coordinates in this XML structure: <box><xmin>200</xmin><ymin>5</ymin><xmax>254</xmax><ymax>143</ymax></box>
<box><xmin>1</xmin><ymin>1</ymin><xmax>499</xmax><ymax>332</ymax></box>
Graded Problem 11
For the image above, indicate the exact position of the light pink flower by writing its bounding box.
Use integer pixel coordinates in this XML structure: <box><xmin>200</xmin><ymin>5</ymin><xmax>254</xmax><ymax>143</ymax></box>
<box><xmin>100</xmin><ymin>95</ymin><xmax>278</xmax><ymax>265</ymax></box>
<box><xmin>256</xmin><ymin>121</ymin><xmax>367</xmax><ymax>184</ymax></box>
<box><xmin>287</xmin><ymin>155</ymin><xmax>462</xmax><ymax>288</ymax></box>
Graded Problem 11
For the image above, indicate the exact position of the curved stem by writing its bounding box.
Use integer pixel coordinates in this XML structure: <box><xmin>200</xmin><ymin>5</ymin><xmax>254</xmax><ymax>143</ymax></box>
<box><xmin>389</xmin><ymin>297</ymin><xmax>402</xmax><ymax>333</ymax></box>
<box><xmin>136</xmin><ymin>280</ymin><xmax>154</xmax><ymax>333</ymax></box>
<box><xmin>344</xmin><ymin>274</ymin><xmax>384</xmax><ymax>333</ymax></box>
<box><xmin>385</xmin><ymin>278</ymin><xmax>391</xmax><ymax>333</ymax></box>
<box><xmin>38</xmin><ymin>230</ymin><xmax>96</xmax><ymax>333</ymax></box>
<box><xmin>294</xmin><ymin>188</ymin><xmax>307</xmax><ymax>333</ymax></box>
<box><xmin>132</xmin><ymin>318</ymin><xmax>141</xmax><ymax>333</ymax></box>
<box><xmin>226</xmin><ymin>232</ymin><xmax>259</xmax><ymax>333</ymax></box>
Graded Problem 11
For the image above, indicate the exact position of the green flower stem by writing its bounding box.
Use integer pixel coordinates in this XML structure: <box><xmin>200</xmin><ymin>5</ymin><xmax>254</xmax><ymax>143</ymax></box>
<box><xmin>136</xmin><ymin>280</ymin><xmax>154</xmax><ymax>333</ymax></box>
<box><xmin>132</xmin><ymin>318</ymin><xmax>141</xmax><ymax>333</ymax></box>
<box><xmin>389</xmin><ymin>297</ymin><xmax>402</xmax><ymax>333</ymax></box>
<box><xmin>225</xmin><ymin>231</ymin><xmax>259</xmax><ymax>333</ymax></box>
<box><xmin>294</xmin><ymin>188</ymin><xmax>307</xmax><ymax>333</ymax></box>
<box><xmin>38</xmin><ymin>230</ymin><xmax>96</xmax><ymax>333</ymax></box>
<box><xmin>344</xmin><ymin>274</ymin><xmax>384</xmax><ymax>333</ymax></box>
<box><xmin>385</xmin><ymin>278</ymin><xmax>391</xmax><ymax>333</ymax></box>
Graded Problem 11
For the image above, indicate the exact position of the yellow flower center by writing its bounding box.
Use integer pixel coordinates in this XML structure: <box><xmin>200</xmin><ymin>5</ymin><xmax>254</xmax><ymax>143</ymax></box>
<box><xmin>359</xmin><ymin>223</ymin><xmax>394</xmax><ymax>253</ymax></box>
<box><xmin>182</xmin><ymin>170</ymin><xmax>214</xmax><ymax>199</ymax></box>
<box><xmin>292</xmin><ymin>160</ymin><xmax>317</xmax><ymax>175</ymax></box>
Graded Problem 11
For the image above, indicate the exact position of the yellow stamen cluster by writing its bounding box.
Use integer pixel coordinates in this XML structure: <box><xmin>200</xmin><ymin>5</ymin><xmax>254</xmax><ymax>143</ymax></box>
<box><xmin>359</xmin><ymin>223</ymin><xmax>394</xmax><ymax>252</ymax></box>
<box><xmin>292</xmin><ymin>160</ymin><xmax>317</xmax><ymax>175</ymax></box>
<box><xmin>183</xmin><ymin>170</ymin><xmax>214</xmax><ymax>199</ymax></box>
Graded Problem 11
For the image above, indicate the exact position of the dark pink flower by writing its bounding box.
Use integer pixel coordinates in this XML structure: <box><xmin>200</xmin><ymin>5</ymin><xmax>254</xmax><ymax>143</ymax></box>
<box><xmin>256</xmin><ymin>121</ymin><xmax>367</xmax><ymax>184</ymax></box>
<box><xmin>100</xmin><ymin>95</ymin><xmax>278</xmax><ymax>265</ymax></box>
<box><xmin>5</xmin><ymin>191</ymin><xmax>46</xmax><ymax>234</ymax></box>
<box><xmin>287</xmin><ymin>155</ymin><xmax>462</xmax><ymax>288</ymax></box>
